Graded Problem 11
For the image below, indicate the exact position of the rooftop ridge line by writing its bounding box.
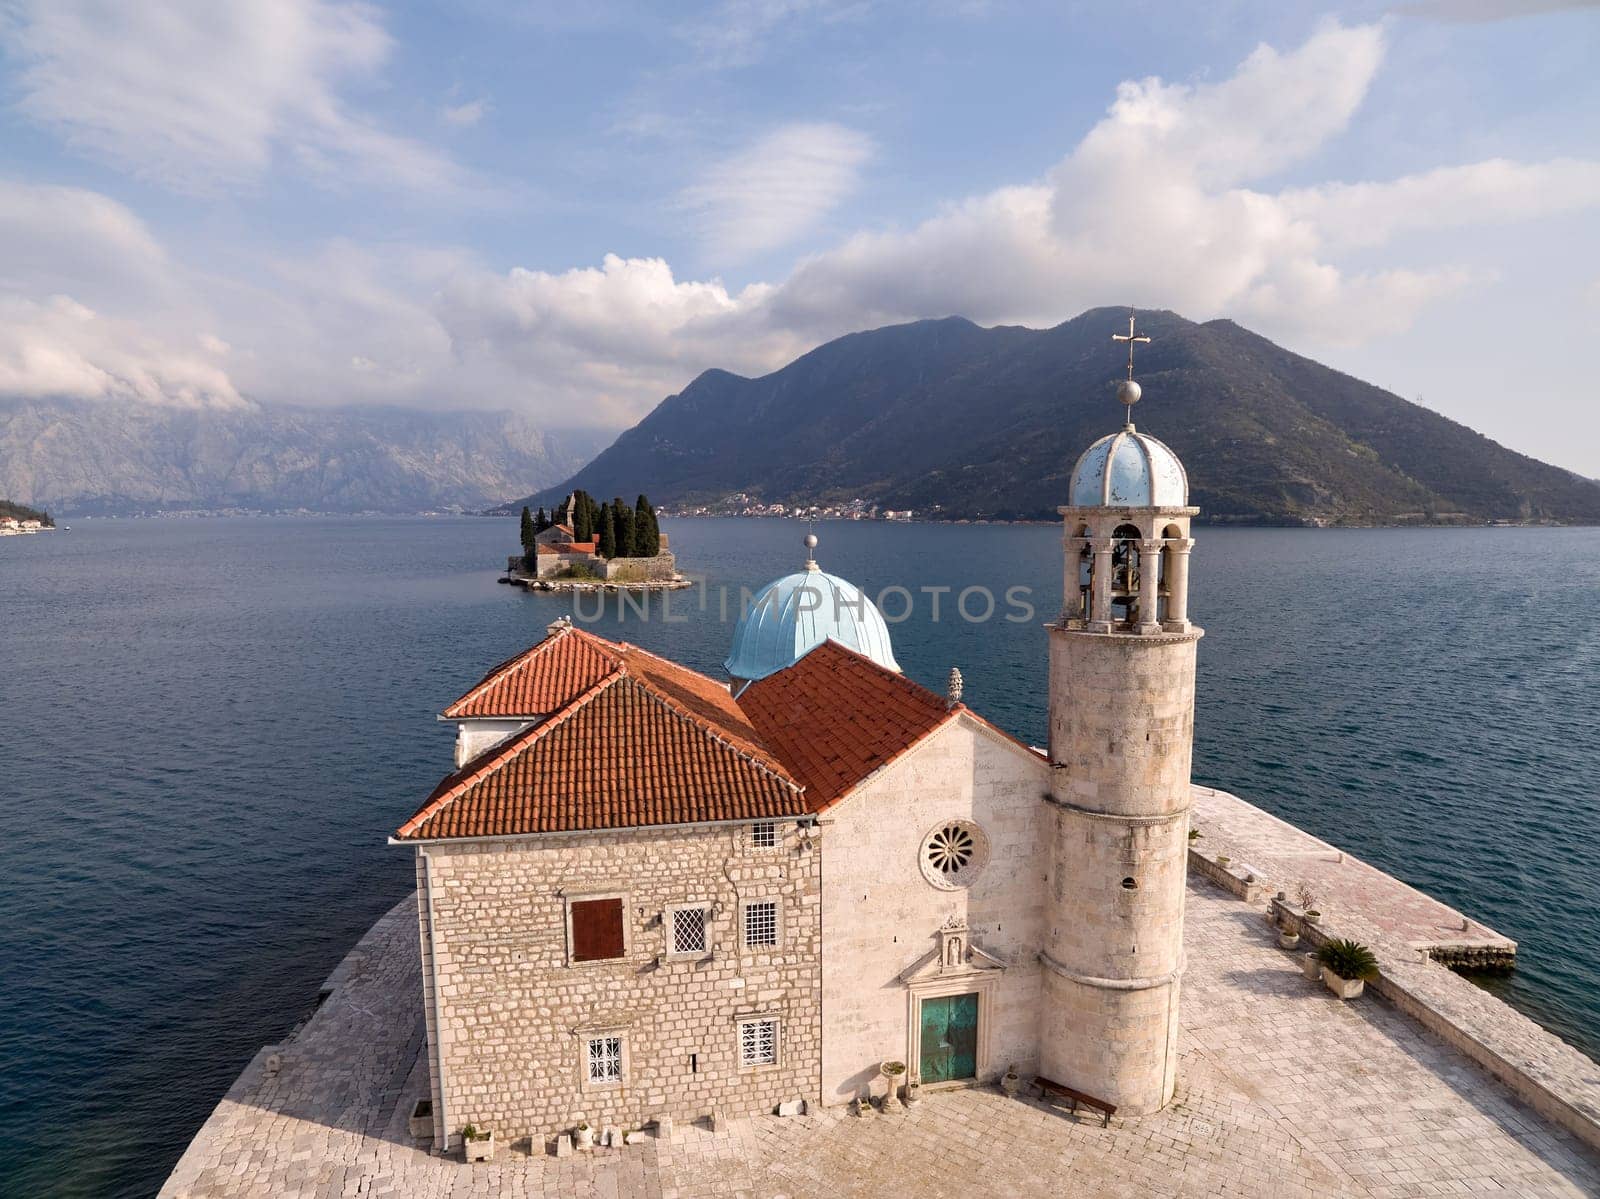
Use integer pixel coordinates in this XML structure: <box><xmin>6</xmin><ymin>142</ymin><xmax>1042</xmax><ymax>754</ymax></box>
<box><xmin>621</xmin><ymin>663</ymin><xmax>805</xmax><ymax>795</ymax></box>
<box><xmin>398</xmin><ymin>666</ymin><xmax>626</xmax><ymax>838</ymax></box>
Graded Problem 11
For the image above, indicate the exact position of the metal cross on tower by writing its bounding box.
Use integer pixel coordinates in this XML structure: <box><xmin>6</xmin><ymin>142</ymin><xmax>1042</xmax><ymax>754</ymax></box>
<box><xmin>1112</xmin><ymin>309</ymin><xmax>1151</xmax><ymax>380</ymax></box>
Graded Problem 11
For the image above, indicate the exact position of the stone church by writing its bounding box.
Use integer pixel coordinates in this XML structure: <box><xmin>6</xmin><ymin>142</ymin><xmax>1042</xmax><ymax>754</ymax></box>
<box><xmin>393</xmin><ymin>368</ymin><xmax>1201</xmax><ymax>1152</ymax></box>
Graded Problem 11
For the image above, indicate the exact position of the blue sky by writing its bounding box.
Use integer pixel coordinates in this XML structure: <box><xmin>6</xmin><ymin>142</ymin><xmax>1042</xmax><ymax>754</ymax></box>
<box><xmin>1</xmin><ymin>0</ymin><xmax>1597</xmax><ymax>473</ymax></box>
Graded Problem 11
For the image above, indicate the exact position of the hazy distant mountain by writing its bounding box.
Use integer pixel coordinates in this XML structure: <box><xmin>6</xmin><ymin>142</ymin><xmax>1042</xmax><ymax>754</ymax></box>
<box><xmin>0</xmin><ymin>399</ymin><xmax>604</xmax><ymax>515</ymax></box>
<box><xmin>520</xmin><ymin>308</ymin><xmax>1600</xmax><ymax>525</ymax></box>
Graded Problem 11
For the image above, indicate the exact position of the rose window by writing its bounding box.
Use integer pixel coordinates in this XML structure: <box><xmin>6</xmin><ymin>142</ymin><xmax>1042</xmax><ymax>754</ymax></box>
<box><xmin>919</xmin><ymin>821</ymin><xmax>989</xmax><ymax>890</ymax></box>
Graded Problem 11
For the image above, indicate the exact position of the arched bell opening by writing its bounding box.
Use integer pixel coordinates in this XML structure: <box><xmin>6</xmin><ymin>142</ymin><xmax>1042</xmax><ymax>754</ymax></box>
<box><xmin>1157</xmin><ymin>523</ymin><xmax>1182</xmax><ymax>623</ymax></box>
<box><xmin>1073</xmin><ymin>523</ymin><xmax>1092</xmax><ymax>621</ymax></box>
<box><xmin>1109</xmin><ymin>523</ymin><xmax>1143</xmax><ymax>628</ymax></box>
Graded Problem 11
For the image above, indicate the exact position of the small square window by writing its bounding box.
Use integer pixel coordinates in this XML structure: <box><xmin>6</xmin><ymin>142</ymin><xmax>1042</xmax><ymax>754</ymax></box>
<box><xmin>671</xmin><ymin>907</ymin><xmax>707</xmax><ymax>955</ymax></box>
<box><xmin>586</xmin><ymin>1035</ymin><xmax>623</xmax><ymax>1084</ymax></box>
<box><xmin>750</xmin><ymin>822</ymin><xmax>777</xmax><ymax>849</ymax></box>
<box><xmin>743</xmin><ymin>900</ymin><xmax>777</xmax><ymax>948</ymax></box>
<box><xmin>739</xmin><ymin>1018</ymin><xmax>778</xmax><ymax>1067</ymax></box>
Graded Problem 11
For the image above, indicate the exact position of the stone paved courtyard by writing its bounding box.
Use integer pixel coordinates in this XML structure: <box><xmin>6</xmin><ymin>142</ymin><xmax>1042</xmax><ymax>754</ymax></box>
<box><xmin>160</xmin><ymin>874</ymin><xmax>1600</xmax><ymax>1198</ymax></box>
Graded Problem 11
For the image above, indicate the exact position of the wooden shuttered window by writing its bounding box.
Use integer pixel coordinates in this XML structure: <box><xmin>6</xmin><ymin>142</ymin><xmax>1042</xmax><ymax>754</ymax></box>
<box><xmin>570</xmin><ymin>897</ymin><xmax>625</xmax><ymax>962</ymax></box>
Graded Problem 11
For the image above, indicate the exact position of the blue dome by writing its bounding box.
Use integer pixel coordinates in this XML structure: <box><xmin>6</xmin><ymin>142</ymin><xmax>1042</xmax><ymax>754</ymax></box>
<box><xmin>1068</xmin><ymin>427</ymin><xmax>1188</xmax><ymax>508</ymax></box>
<box><xmin>725</xmin><ymin>559</ymin><xmax>900</xmax><ymax>683</ymax></box>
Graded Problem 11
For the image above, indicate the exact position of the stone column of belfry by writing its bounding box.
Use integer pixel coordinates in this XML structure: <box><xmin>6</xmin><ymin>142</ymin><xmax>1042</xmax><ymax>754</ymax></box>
<box><xmin>1040</xmin><ymin>348</ymin><xmax>1201</xmax><ymax>1116</ymax></box>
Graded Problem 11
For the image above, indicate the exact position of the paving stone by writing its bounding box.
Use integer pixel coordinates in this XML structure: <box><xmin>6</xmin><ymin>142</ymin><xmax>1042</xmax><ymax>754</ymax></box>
<box><xmin>158</xmin><ymin>885</ymin><xmax>1600</xmax><ymax>1198</ymax></box>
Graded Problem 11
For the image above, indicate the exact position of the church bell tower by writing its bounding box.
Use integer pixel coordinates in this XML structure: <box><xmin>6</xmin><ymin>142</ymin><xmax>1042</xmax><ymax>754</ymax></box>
<box><xmin>1039</xmin><ymin>312</ymin><xmax>1201</xmax><ymax>1114</ymax></box>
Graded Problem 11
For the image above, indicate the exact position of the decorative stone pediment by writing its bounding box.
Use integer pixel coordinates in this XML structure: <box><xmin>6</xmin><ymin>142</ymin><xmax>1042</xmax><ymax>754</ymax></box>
<box><xmin>899</xmin><ymin>918</ymin><xmax>1007</xmax><ymax>984</ymax></box>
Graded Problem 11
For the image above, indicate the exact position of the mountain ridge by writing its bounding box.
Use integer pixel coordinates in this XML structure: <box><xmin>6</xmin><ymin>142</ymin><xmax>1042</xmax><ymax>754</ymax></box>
<box><xmin>0</xmin><ymin>399</ymin><xmax>603</xmax><ymax>515</ymax></box>
<box><xmin>515</xmin><ymin>308</ymin><xmax>1600</xmax><ymax>525</ymax></box>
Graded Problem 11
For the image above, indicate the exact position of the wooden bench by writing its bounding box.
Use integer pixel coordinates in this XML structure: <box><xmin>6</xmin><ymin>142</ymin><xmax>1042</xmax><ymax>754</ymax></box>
<box><xmin>1034</xmin><ymin>1076</ymin><xmax>1116</xmax><ymax>1127</ymax></box>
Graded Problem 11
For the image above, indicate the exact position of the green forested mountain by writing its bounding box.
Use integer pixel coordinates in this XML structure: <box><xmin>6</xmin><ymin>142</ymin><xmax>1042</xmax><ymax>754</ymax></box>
<box><xmin>521</xmin><ymin>308</ymin><xmax>1600</xmax><ymax>525</ymax></box>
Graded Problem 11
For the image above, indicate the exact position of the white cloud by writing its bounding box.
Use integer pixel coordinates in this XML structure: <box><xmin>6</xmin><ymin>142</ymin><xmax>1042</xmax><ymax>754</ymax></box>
<box><xmin>436</xmin><ymin>254</ymin><xmax>793</xmax><ymax>425</ymax></box>
<box><xmin>0</xmin><ymin>295</ymin><xmax>242</xmax><ymax>407</ymax></box>
<box><xmin>3</xmin><ymin>20</ymin><xmax>1599</xmax><ymax>436</ymax></box>
<box><xmin>441</xmin><ymin>98</ymin><xmax>490</xmax><ymax>128</ymax></box>
<box><xmin>2</xmin><ymin>0</ymin><xmax>461</xmax><ymax>193</ymax></box>
<box><xmin>681</xmin><ymin>122</ymin><xmax>874</xmax><ymax>260</ymax></box>
<box><xmin>1281</xmin><ymin>158</ymin><xmax>1600</xmax><ymax>249</ymax></box>
<box><xmin>1395</xmin><ymin>0</ymin><xmax>1600</xmax><ymax>22</ymax></box>
<box><xmin>680</xmin><ymin>0</ymin><xmax>872</xmax><ymax>69</ymax></box>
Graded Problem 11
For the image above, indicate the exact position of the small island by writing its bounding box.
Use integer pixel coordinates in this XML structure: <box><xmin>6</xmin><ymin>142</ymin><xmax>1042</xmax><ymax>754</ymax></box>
<box><xmin>1</xmin><ymin>500</ymin><xmax>54</xmax><ymax>535</ymax></box>
<box><xmin>502</xmin><ymin>490</ymin><xmax>688</xmax><ymax>591</ymax></box>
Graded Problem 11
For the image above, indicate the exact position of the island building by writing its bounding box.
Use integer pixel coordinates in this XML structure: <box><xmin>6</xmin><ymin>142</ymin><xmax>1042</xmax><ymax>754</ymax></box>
<box><xmin>396</xmin><ymin>359</ymin><xmax>1199</xmax><ymax>1150</ymax></box>
<box><xmin>511</xmin><ymin>493</ymin><xmax>677</xmax><ymax>581</ymax></box>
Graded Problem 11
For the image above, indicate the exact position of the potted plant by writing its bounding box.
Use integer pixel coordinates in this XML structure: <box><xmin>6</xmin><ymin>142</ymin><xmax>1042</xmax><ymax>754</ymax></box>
<box><xmin>1318</xmin><ymin>939</ymin><xmax>1379</xmax><ymax>999</ymax></box>
<box><xmin>1294</xmin><ymin>883</ymin><xmax>1322</xmax><ymax>924</ymax></box>
<box><xmin>880</xmin><ymin>1060</ymin><xmax>906</xmax><ymax>1111</ymax></box>
<box><xmin>1277</xmin><ymin>927</ymin><xmax>1301</xmax><ymax>951</ymax></box>
<box><xmin>408</xmin><ymin>1098</ymin><xmax>433</xmax><ymax>1140</ymax></box>
<box><xmin>1215</xmin><ymin>854</ymin><xmax>1231</xmax><ymax>868</ymax></box>
<box><xmin>461</xmin><ymin>1124</ymin><xmax>495</xmax><ymax>1163</ymax></box>
<box><xmin>1000</xmin><ymin>1064</ymin><xmax>1021</xmax><ymax>1097</ymax></box>
<box><xmin>575</xmin><ymin>1121</ymin><xmax>594</xmax><ymax>1150</ymax></box>
<box><xmin>904</xmin><ymin>1074</ymin><xmax>921</xmax><ymax>1105</ymax></box>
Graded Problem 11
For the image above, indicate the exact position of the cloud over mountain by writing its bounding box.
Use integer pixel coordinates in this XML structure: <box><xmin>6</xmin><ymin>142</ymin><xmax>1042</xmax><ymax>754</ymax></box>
<box><xmin>0</xmin><ymin>14</ymin><xmax>1596</xmax><ymax>459</ymax></box>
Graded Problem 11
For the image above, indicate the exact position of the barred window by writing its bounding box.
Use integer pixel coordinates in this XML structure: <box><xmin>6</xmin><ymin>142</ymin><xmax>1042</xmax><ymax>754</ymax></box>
<box><xmin>671</xmin><ymin>907</ymin><xmax>707</xmax><ymax>955</ymax></box>
<box><xmin>739</xmin><ymin>1018</ymin><xmax>778</xmax><ymax>1068</ymax></box>
<box><xmin>750</xmin><ymin>822</ymin><xmax>777</xmax><ymax>849</ymax></box>
<box><xmin>586</xmin><ymin>1035</ymin><xmax>622</xmax><ymax>1084</ymax></box>
<box><xmin>743</xmin><ymin>900</ymin><xmax>777</xmax><ymax>948</ymax></box>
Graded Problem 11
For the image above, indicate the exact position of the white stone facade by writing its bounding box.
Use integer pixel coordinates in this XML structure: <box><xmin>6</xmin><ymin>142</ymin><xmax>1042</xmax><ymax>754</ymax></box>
<box><xmin>413</xmin><ymin>821</ymin><xmax>821</xmax><ymax>1150</ymax></box>
<box><xmin>817</xmin><ymin>716</ymin><xmax>1050</xmax><ymax>1103</ymax></box>
<box><xmin>452</xmin><ymin>718</ymin><xmax>536</xmax><ymax>767</ymax></box>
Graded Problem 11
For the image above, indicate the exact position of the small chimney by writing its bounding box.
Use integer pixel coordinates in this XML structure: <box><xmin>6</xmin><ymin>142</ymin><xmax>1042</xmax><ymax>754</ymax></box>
<box><xmin>946</xmin><ymin>666</ymin><xmax>964</xmax><ymax>708</ymax></box>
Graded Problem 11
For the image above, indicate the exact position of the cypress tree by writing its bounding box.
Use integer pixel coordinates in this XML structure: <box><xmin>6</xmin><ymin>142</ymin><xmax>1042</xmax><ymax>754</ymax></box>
<box><xmin>598</xmin><ymin>502</ymin><xmax>617</xmax><ymax>559</ymax></box>
<box><xmin>634</xmin><ymin>494</ymin><xmax>659</xmax><ymax>557</ymax></box>
<box><xmin>572</xmin><ymin>490</ymin><xmax>594</xmax><ymax>542</ymax></box>
<box><xmin>612</xmin><ymin>497</ymin><xmax>634</xmax><ymax>558</ymax></box>
<box><xmin>520</xmin><ymin>505</ymin><xmax>535</xmax><ymax>552</ymax></box>
<box><xmin>534</xmin><ymin>506</ymin><xmax>549</xmax><ymax>534</ymax></box>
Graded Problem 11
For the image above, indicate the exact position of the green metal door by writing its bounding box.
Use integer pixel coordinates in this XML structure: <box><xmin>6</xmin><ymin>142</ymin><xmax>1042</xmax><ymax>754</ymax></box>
<box><xmin>919</xmin><ymin>992</ymin><xmax>979</xmax><ymax>1083</ymax></box>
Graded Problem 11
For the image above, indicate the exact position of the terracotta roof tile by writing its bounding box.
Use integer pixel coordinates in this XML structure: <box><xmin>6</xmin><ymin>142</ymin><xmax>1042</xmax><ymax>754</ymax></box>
<box><xmin>399</xmin><ymin>670</ymin><xmax>804</xmax><ymax>839</ymax></box>
<box><xmin>405</xmin><ymin>628</ymin><xmax>1034</xmax><ymax>842</ymax></box>
<box><xmin>441</xmin><ymin>626</ymin><xmax>620</xmax><ymax>718</ymax></box>
<box><xmin>736</xmin><ymin>639</ymin><xmax>958</xmax><ymax>812</ymax></box>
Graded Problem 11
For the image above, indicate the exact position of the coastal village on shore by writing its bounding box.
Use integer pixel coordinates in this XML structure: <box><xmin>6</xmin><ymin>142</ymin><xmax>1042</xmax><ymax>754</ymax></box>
<box><xmin>161</xmin><ymin>339</ymin><xmax>1600</xmax><ymax>1198</ymax></box>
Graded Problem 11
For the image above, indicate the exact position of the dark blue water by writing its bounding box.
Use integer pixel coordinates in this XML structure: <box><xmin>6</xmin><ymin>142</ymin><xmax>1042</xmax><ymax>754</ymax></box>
<box><xmin>2</xmin><ymin>517</ymin><xmax>1596</xmax><ymax>1198</ymax></box>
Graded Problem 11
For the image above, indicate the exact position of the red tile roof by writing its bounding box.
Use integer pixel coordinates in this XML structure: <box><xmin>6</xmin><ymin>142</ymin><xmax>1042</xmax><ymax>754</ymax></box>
<box><xmin>400</xmin><ymin>628</ymin><xmax>805</xmax><ymax>839</ymax></box>
<box><xmin>736</xmin><ymin>639</ymin><xmax>962</xmax><ymax>812</ymax></box>
<box><xmin>405</xmin><ymin>628</ymin><xmax>1036</xmax><ymax>841</ymax></box>
<box><xmin>441</xmin><ymin>625</ymin><xmax>621</xmax><ymax>718</ymax></box>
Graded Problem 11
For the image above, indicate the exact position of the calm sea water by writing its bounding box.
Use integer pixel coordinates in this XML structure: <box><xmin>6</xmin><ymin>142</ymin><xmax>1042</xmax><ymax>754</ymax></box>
<box><xmin>2</xmin><ymin>516</ymin><xmax>1597</xmax><ymax>1197</ymax></box>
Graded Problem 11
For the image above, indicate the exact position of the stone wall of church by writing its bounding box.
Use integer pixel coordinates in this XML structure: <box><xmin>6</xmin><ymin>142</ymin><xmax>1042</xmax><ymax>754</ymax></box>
<box><xmin>817</xmin><ymin>716</ymin><xmax>1051</xmax><ymax>1104</ymax></box>
<box><xmin>415</xmin><ymin>820</ymin><xmax>821</xmax><ymax>1150</ymax></box>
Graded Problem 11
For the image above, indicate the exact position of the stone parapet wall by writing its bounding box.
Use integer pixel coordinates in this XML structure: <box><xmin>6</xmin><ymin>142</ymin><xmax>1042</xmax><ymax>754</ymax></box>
<box><xmin>602</xmin><ymin>552</ymin><xmax>677</xmax><ymax>581</ymax></box>
<box><xmin>416</xmin><ymin>822</ymin><xmax>820</xmax><ymax>1150</ymax></box>
<box><xmin>1188</xmin><ymin>785</ymin><xmax>1599</xmax><ymax>1158</ymax></box>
